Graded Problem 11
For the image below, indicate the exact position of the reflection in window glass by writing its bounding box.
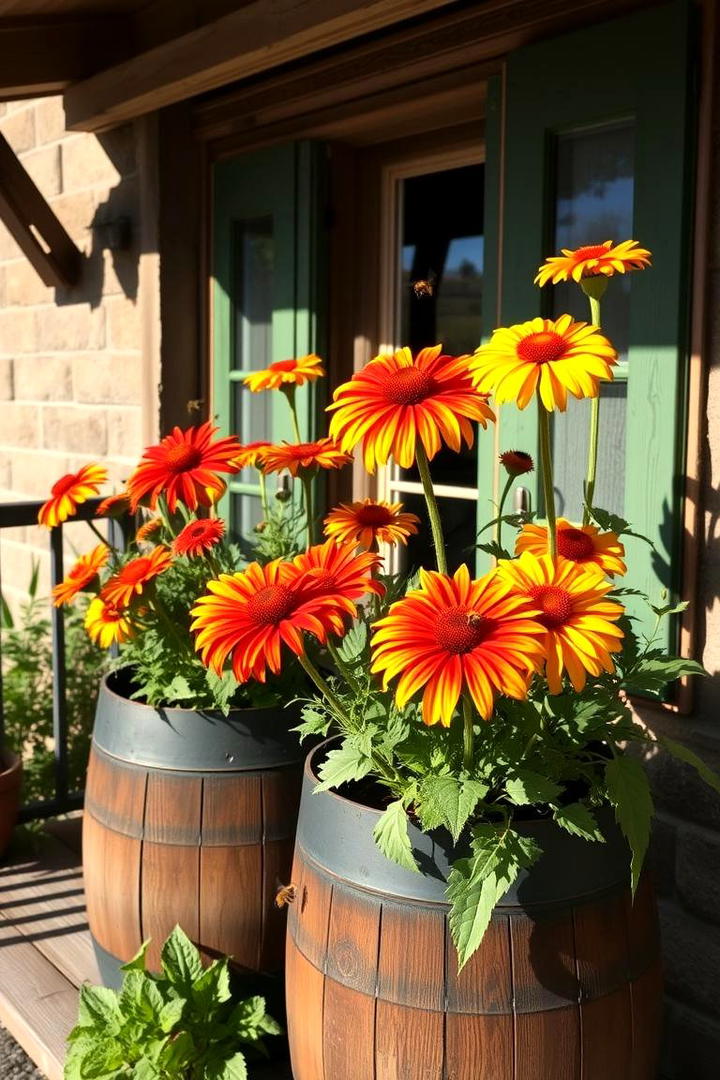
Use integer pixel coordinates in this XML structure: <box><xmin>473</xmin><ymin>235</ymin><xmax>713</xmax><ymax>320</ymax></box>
<box><xmin>551</xmin><ymin>122</ymin><xmax>634</xmax><ymax>519</ymax></box>
<box><xmin>233</xmin><ymin>217</ymin><xmax>274</xmax><ymax>373</ymax></box>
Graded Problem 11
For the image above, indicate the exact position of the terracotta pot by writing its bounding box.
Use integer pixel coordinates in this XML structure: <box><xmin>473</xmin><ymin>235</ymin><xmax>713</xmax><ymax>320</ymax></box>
<box><xmin>83</xmin><ymin>672</ymin><xmax>305</xmax><ymax>988</ymax></box>
<box><xmin>0</xmin><ymin>748</ymin><xmax>22</xmax><ymax>858</ymax></box>
<box><xmin>285</xmin><ymin>739</ymin><xmax>663</xmax><ymax>1080</ymax></box>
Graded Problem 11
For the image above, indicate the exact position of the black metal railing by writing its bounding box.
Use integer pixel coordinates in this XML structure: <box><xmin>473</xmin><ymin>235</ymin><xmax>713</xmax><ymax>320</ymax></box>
<box><xmin>0</xmin><ymin>496</ymin><xmax>127</xmax><ymax>822</ymax></box>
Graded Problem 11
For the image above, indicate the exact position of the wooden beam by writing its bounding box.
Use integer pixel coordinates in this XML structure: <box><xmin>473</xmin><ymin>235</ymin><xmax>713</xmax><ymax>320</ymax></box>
<box><xmin>63</xmin><ymin>0</ymin><xmax>460</xmax><ymax>132</ymax></box>
<box><xmin>0</xmin><ymin>133</ymin><xmax>82</xmax><ymax>288</ymax></box>
<box><xmin>0</xmin><ymin>16</ymin><xmax>130</xmax><ymax>97</ymax></box>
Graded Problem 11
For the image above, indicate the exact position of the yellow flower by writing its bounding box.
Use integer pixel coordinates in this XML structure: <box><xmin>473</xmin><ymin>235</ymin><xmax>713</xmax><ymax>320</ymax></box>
<box><xmin>535</xmin><ymin>240</ymin><xmax>651</xmax><ymax>287</ymax></box>
<box><xmin>516</xmin><ymin>518</ymin><xmax>626</xmax><ymax>577</ymax></box>
<box><xmin>244</xmin><ymin>354</ymin><xmax>324</xmax><ymax>392</ymax></box>
<box><xmin>85</xmin><ymin>596</ymin><xmax>133</xmax><ymax>649</ymax></box>
<box><xmin>470</xmin><ymin>315</ymin><xmax>617</xmax><ymax>411</ymax></box>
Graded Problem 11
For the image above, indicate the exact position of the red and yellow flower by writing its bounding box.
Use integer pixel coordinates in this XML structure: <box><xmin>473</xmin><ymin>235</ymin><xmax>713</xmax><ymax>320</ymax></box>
<box><xmin>293</xmin><ymin>539</ymin><xmax>384</xmax><ymax>617</ymax></box>
<box><xmin>191</xmin><ymin>559</ymin><xmax>347</xmax><ymax>684</ymax></box>
<box><xmin>327</xmin><ymin>344</ymin><xmax>495</xmax><ymax>472</ymax></box>
<box><xmin>244</xmin><ymin>354</ymin><xmax>325</xmax><ymax>392</ymax></box>
<box><xmin>230</xmin><ymin>441</ymin><xmax>272</xmax><ymax>469</ymax></box>
<box><xmin>173</xmin><ymin>517</ymin><xmax>225</xmax><ymax>558</ymax></box>
<box><xmin>324</xmin><ymin>499</ymin><xmax>420</xmax><ymax>550</ymax></box>
<box><xmin>52</xmin><ymin>545</ymin><xmax>109</xmax><ymax>607</ymax></box>
<box><xmin>96</xmin><ymin>490</ymin><xmax>130</xmax><ymax>518</ymax></box>
<box><xmin>497</xmin><ymin>552</ymin><xmax>624</xmax><ymax>694</ymax></box>
<box><xmin>515</xmin><ymin>518</ymin><xmax>627</xmax><ymax>577</ymax></box>
<box><xmin>85</xmin><ymin>596</ymin><xmax>133</xmax><ymax>648</ymax></box>
<box><xmin>136</xmin><ymin>517</ymin><xmax>163</xmax><ymax>543</ymax></box>
<box><xmin>38</xmin><ymin>463</ymin><xmax>108</xmax><ymax>527</ymax></box>
<box><xmin>260</xmin><ymin>439</ymin><xmax>352</xmax><ymax>477</ymax></box>
<box><xmin>101</xmin><ymin>546</ymin><xmax>173</xmax><ymax>608</ymax></box>
<box><xmin>371</xmin><ymin>564</ymin><xmax>546</xmax><ymax>726</ymax></box>
<box><xmin>471</xmin><ymin>315</ymin><xmax>617</xmax><ymax>411</ymax></box>
<box><xmin>535</xmin><ymin>240</ymin><xmax>652</xmax><ymax>287</ymax></box>
<box><xmin>127</xmin><ymin>421</ymin><xmax>242</xmax><ymax>513</ymax></box>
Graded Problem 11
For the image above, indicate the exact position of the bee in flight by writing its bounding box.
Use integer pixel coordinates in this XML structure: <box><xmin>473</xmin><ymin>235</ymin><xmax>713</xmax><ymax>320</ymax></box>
<box><xmin>411</xmin><ymin>272</ymin><xmax>436</xmax><ymax>299</ymax></box>
<box><xmin>274</xmin><ymin>882</ymin><xmax>297</xmax><ymax>908</ymax></box>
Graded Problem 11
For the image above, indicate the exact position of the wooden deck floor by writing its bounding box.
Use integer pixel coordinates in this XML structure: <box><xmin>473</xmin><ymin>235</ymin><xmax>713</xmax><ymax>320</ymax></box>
<box><xmin>0</xmin><ymin>816</ymin><xmax>292</xmax><ymax>1080</ymax></box>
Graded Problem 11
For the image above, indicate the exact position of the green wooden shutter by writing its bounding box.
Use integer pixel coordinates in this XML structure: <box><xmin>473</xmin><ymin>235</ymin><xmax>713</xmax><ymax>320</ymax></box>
<box><xmin>483</xmin><ymin>0</ymin><xmax>692</xmax><ymax>645</ymax></box>
<box><xmin>212</xmin><ymin>141</ymin><xmax>325</xmax><ymax>540</ymax></box>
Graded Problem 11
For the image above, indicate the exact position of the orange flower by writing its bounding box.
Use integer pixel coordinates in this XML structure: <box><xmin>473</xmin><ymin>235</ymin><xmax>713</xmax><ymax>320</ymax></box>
<box><xmin>515</xmin><ymin>518</ymin><xmax>626</xmax><ymax>577</ymax></box>
<box><xmin>38</xmin><ymin>464</ymin><xmax>108</xmax><ymax>527</ymax></box>
<box><xmin>327</xmin><ymin>344</ymin><xmax>495</xmax><ymax>472</ymax></box>
<box><xmin>293</xmin><ymin>539</ymin><xmax>384</xmax><ymax>618</ymax></box>
<box><xmin>497</xmin><ymin>553</ymin><xmax>624</xmax><ymax>694</ymax></box>
<box><xmin>244</xmin><ymin>354</ymin><xmax>325</xmax><ymax>392</ymax></box>
<box><xmin>96</xmin><ymin>491</ymin><xmax>130</xmax><ymax>518</ymax></box>
<box><xmin>101</xmin><ymin>546</ymin><xmax>173</xmax><ymax>608</ymax></box>
<box><xmin>260</xmin><ymin>439</ymin><xmax>352</xmax><ymax>477</ymax></box>
<box><xmin>535</xmin><ymin>240</ymin><xmax>652</xmax><ymax>287</ymax></box>
<box><xmin>371</xmin><ymin>564</ymin><xmax>545</xmax><ymax>726</ymax></box>
<box><xmin>85</xmin><ymin>596</ymin><xmax>133</xmax><ymax>648</ymax></box>
<box><xmin>471</xmin><ymin>315</ymin><xmax>617</xmax><ymax>412</ymax></box>
<box><xmin>191</xmin><ymin>560</ymin><xmax>346</xmax><ymax>684</ymax></box>
<box><xmin>127</xmin><ymin>421</ymin><xmax>242</xmax><ymax>513</ymax></box>
<box><xmin>173</xmin><ymin>518</ymin><xmax>225</xmax><ymax>558</ymax></box>
<box><xmin>500</xmin><ymin>450</ymin><xmax>534</xmax><ymax>476</ymax></box>
<box><xmin>52</xmin><ymin>545</ymin><xmax>109</xmax><ymax>607</ymax></box>
<box><xmin>230</xmin><ymin>441</ymin><xmax>272</xmax><ymax>469</ymax></box>
<box><xmin>136</xmin><ymin>517</ymin><xmax>163</xmax><ymax>543</ymax></box>
<box><xmin>324</xmin><ymin>499</ymin><xmax>420</xmax><ymax>550</ymax></box>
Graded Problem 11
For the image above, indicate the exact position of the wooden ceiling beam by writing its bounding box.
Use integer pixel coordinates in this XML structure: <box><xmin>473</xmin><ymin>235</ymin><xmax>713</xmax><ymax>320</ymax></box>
<box><xmin>62</xmin><ymin>0</ymin><xmax>460</xmax><ymax>133</ymax></box>
<box><xmin>0</xmin><ymin>16</ymin><xmax>130</xmax><ymax>97</ymax></box>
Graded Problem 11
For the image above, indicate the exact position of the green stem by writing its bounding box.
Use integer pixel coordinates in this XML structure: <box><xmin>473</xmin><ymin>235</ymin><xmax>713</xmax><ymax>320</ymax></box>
<box><xmin>259</xmin><ymin>471</ymin><xmax>270</xmax><ymax>522</ymax></box>
<box><xmin>326</xmin><ymin>638</ymin><xmax>361</xmax><ymax>693</ymax></box>
<box><xmin>415</xmin><ymin>442</ymin><xmax>447</xmax><ymax>574</ymax></box>
<box><xmin>583</xmin><ymin>294</ymin><xmax>602</xmax><ymax>526</ymax></box>
<box><xmin>283</xmin><ymin>386</ymin><xmax>303</xmax><ymax>443</ymax></box>
<box><xmin>462</xmin><ymin>695</ymin><xmax>475</xmax><ymax>773</ymax></box>
<box><xmin>150</xmin><ymin>594</ymin><xmax>191</xmax><ymax>656</ymax></box>
<box><xmin>494</xmin><ymin>473</ymin><xmax>515</xmax><ymax>554</ymax></box>
<box><xmin>301</xmin><ymin>473</ymin><xmax>314</xmax><ymax>548</ymax></box>
<box><xmin>86</xmin><ymin>519</ymin><xmax>114</xmax><ymax>552</ymax></box>
<box><xmin>536</xmin><ymin>390</ymin><xmax>557</xmax><ymax>561</ymax></box>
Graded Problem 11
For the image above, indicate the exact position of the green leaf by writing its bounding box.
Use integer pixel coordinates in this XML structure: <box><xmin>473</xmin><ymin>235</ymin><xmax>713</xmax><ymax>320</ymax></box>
<box><xmin>293</xmin><ymin>704</ymin><xmax>332</xmax><ymax>742</ymax></box>
<box><xmin>475</xmin><ymin>540</ymin><xmax>512</xmax><ymax>561</ymax></box>
<box><xmin>118</xmin><ymin>970</ymin><xmax>165</xmax><ymax>1027</ymax></box>
<box><xmin>160</xmin><ymin>925</ymin><xmax>203</xmax><ymax>991</ymax></box>
<box><xmin>373</xmin><ymin>800</ymin><xmax>419</xmax><ymax>873</ymax></box>
<box><xmin>590</xmin><ymin>507</ymin><xmax>654</xmax><ymax>547</ymax></box>
<box><xmin>157</xmin><ymin>1030</ymin><xmax>194</xmax><ymax>1073</ymax></box>
<box><xmin>229</xmin><ymin>995</ymin><xmax>282</xmax><ymax>1041</ymax></box>
<box><xmin>132</xmin><ymin>1059</ymin><xmax>162</xmax><ymax>1080</ymax></box>
<box><xmin>553</xmin><ymin>803</ymin><xmax>605</xmax><ymax>843</ymax></box>
<box><xmin>192</xmin><ymin>958</ymin><xmax>231</xmax><ymax>1014</ymax></box>
<box><xmin>447</xmin><ymin>826</ymin><xmax>540</xmax><ymax>970</ymax></box>
<box><xmin>417</xmin><ymin>776</ymin><xmax>487</xmax><ymax>841</ymax></box>
<box><xmin>337</xmin><ymin>620</ymin><xmax>368</xmax><ymax>663</ymax></box>
<box><xmin>505</xmin><ymin>770</ymin><xmax>562</xmax><ymax>806</ymax></box>
<box><xmin>204</xmin><ymin>1052</ymin><xmax>248</xmax><ymax>1080</ymax></box>
<box><xmin>650</xmin><ymin>600</ymin><xmax>689</xmax><ymax>618</ymax></box>
<box><xmin>605</xmin><ymin>755</ymin><xmax>653</xmax><ymax>893</ymax></box>
<box><xmin>622</xmin><ymin>655</ymin><xmax>706</xmax><ymax>697</ymax></box>
<box><xmin>158</xmin><ymin>996</ymin><xmax>186</xmax><ymax>1034</ymax></box>
<box><xmin>314</xmin><ymin>741</ymin><xmax>373</xmax><ymax>792</ymax></box>
<box><xmin>77</xmin><ymin>985</ymin><xmax>123</xmax><ymax>1035</ymax></box>
<box><xmin>120</xmin><ymin>940</ymin><xmax>150</xmax><ymax>973</ymax></box>
<box><xmin>0</xmin><ymin>591</ymin><xmax>13</xmax><ymax>630</ymax></box>
<box><xmin>658</xmin><ymin>736</ymin><xmax>720</xmax><ymax>797</ymax></box>
<box><xmin>165</xmin><ymin>674</ymin><xmax>194</xmax><ymax>701</ymax></box>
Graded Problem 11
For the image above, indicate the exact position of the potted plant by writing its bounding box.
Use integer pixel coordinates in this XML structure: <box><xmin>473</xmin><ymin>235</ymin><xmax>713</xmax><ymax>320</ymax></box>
<box><xmin>40</xmin><ymin>357</ymin><xmax>353</xmax><ymax>988</ymax></box>
<box><xmin>188</xmin><ymin>241</ymin><xmax>719</xmax><ymax>1079</ymax></box>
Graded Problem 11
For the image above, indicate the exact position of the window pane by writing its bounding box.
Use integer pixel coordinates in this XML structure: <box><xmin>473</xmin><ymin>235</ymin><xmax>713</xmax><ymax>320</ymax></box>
<box><xmin>551</xmin><ymin>121</ymin><xmax>634</xmax><ymax>519</ymax></box>
<box><xmin>395</xmin><ymin>491</ymin><xmax>478</xmax><ymax>576</ymax></box>
<box><xmin>232</xmin><ymin>216</ymin><xmax>274</xmax><ymax>372</ymax></box>
<box><xmin>231</xmin><ymin>493</ymin><xmax>263</xmax><ymax>548</ymax></box>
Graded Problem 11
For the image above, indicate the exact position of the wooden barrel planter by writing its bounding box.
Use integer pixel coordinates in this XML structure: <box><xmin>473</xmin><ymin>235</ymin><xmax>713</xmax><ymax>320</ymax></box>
<box><xmin>83</xmin><ymin>672</ymin><xmax>304</xmax><ymax>988</ymax></box>
<box><xmin>286</xmin><ymin>741</ymin><xmax>663</xmax><ymax>1080</ymax></box>
<box><xmin>0</xmin><ymin>749</ymin><xmax>22</xmax><ymax>858</ymax></box>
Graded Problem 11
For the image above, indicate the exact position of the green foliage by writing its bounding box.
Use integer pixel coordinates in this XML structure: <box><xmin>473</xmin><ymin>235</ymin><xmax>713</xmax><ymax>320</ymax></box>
<box><xmin>604</xmin><ymin>755</ymin><xmax>654</xmax><ymax>894</ymax></box>
<box><xmin>64</xmin><ymin>925</ymin><xmax>280</xmax><ymax>1080</ymax></box>
<box><xmin>1</xmin><ymin>571</ymin><xmax>104</xmax><ymax>803</ymax></box>
<box><xmin>553</xmin><ymin>803</ymin><xmax>605</xmax><ymax>843</ymax></box>
<box><xmin>373</xmin><ymin>800</ymin><xmax>418</xmax><ymax>873</ymax></box>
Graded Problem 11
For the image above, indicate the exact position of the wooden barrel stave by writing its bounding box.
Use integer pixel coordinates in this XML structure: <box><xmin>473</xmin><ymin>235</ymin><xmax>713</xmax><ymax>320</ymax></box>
<box><xmin>286</xmin><ymin>847</ymin><xmax>663</xmax><ymax>1080</ymax></box>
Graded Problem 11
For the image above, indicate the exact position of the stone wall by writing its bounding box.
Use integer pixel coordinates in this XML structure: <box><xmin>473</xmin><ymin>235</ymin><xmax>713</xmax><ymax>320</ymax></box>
<box><xmin>0</xmin><ymin>97</ymin><xmax>146</xmax><ymax>608</ymax></box>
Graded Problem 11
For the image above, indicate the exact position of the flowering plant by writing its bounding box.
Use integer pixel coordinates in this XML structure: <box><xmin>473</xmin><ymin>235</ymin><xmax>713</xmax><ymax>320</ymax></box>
<box><xmin>187</xmin><ymin>241</ymin><xmax>720</xmax><ymax>969</ymax></box>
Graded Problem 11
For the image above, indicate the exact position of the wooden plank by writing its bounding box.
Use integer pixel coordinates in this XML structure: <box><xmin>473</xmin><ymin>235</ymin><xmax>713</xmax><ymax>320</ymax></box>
<box><xmin>83</xmin><ymin>810</ymin><xmax>143</xmax><ymax>967</ymax></box>
<box><xmin>0</xmin><ymin>15</ymin><xmax>129</xmax><ymax>97</ymax></box>
<box><xmin>629</xmin><ymin>960</ymin><xmax>663</xmax><ymax>1079</ymax></box>
<box><xmin>200</xmin><ymin>846</ymin><xmax>263</xmax><ymax>970</ymax></box>
<box><xmin>581</xmin><ymin>987</ymin><xmax>633</xmax><ymax>1080</ymax></box>
<box><xmin>63</xmin><ymin>0</ymin><xmax>460</xmax><ymax>132</ymax></box>
<box><xmin>445</xmin><ymin>1012</ymin><xmax>514</xmax><ymax>1080</ymax></box>
<box><xmin>285</xmin><ymin>939</ymin><xmax>326</xmax><ymax>1080</ymax></box>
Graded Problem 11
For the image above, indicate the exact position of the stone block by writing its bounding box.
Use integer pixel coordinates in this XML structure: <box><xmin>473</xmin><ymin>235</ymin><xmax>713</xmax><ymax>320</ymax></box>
<box><xmin>48</xmin><ymin>189</ymin><xmax>107</xmax><ymax>255</ymax></box>
<box><xmin>73</xmin><ymin>351</ymin><xmax>142</xmax><ymax>406</ymax></box>
<box><xmin>22</xmin><ymin>144</ymin><xmax>62</xmax><ymax>197</ymax></box>
<box><xmin>0</xmin><ymin>308</ymin><xmax>36</xmax><ymax>355</ymax></box>
<box><xmin>676</xmin><ymin>824</ymin><xmax>720</xmax><ymax>925</ymax></box>
<box><xmin>659</xmin><ymin>899</ymin><xmax>720</xmax><ymax>1019</ymax></box>
<box><xmin>645</xmin><ymin>729</ymin><xmax>720</xmax><ymax>831</ymax></box>
<box><xmin>662</xmin><ymin>997</ymin><xmax>720</xmax><ymax>1080</ymax></box>
<box><xmin>106</xmin><ymin>296</ymin><xmax>140</xmax><ymax>350</ymax></box>
<box><xmin>648</xmin><ymin>812</ymin><xmax>677</xmax><ymax>898</ymax></box>
<box><xmin>106</xmin><ymin>406</ymin><xmax>142</xmax><ymax>459</ymax></box>
<box><xmin>34</xmin><ymin>97</ymin><xmax>66</xmax><ymax>145</ymax></box>
<box><xmin>0</xmin><ymin>539</ymin><xmax>50</xmax><ymax>598</ymax></box>
<box><xmin>34</xmin><ymin>304</ymin><xmax>105</xmax><ymax>351</ymax></box>
<box><xmin>4</xmin><ymin>258</ymin><xmax>54</xmax><ymax>307</ymax></box>
<box><xmin>0</xmin><ymin>220</ymin><xmax>21</xmax><ymax>261</ymax></box>
<box><xmin>42</xmin><ymin>405</ymin><xmax>107</xmax><ymax>455</ymax></box>
<box><xmin>11</xmin><ymin>450</ymin><xmax>69</xmax><ymax>497</ymax></box>
<box><xmin>61</xmin><ymin>133</ymin><xmax>121</xmax><ymax>192</ymax></box>
<box><xmin>0</xmin><ymin>403</ymin><xmax>40</xmax><ymax>447</ymax></box>
<box><xmin>0</xmin><ymin>356</ymin><xmax>13</xmax><ymax>399</ymax></box>
<box><xmin>14</xmin><ymin>355</ymin><xmax>71</xmax><ymax>401</ymax></box>
<box><xmin>0</xmin><ymin>107</ymin><xmax>35</xmax><ymax>153</ymax></box>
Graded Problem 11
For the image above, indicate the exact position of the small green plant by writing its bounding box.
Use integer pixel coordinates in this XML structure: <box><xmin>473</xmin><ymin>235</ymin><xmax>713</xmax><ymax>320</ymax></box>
<box><xmin>65</xmin><ymin>925</ymin><xmax>281</xmax><ymax>1080</ymax></box>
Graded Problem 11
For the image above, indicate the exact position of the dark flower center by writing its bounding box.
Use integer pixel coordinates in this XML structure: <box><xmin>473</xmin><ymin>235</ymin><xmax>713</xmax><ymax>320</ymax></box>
<box><xmin>165</xmin><ymin>443</ymin><xmax>202</xmax><ymax>473</ymax></box>
<box><xmin>247</xmin><ymin>584</ymin><xmax>296</xmax><ymax>625</ymax></box>
<box><xmin>355</xmin><ymin>504</ymin><xmax>394</xmax><ymax>527</ymax></box>
<box><xmin>385</xmin><ymin>367</ymin><xmax>436</xmax><ymax>405</ymax></box>
<box><xmin>517</xmin><ymin>331</ymin><xmax>568</xmax><ymax>366</ymax></box>
<box><xmin>557</xmin><ymin>527</ymin><xmax>595</xmax><ymax>561</ymax></box>
<box><xmin>529</xmin><ymin>585</ymin><xmax>572</xmax><ymax>628</ymax></box>
<box><xmin>434</xmin><ymin>607</ymin><xmax>490</xmax><ymax>654</ymax></box>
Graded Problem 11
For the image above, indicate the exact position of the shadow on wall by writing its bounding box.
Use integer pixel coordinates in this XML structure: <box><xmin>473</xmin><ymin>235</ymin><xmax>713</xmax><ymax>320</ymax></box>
<box><xmin>52</xmin><ymin>124</ymin><xmax>142</xmax><ymax>310</ymax></box>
